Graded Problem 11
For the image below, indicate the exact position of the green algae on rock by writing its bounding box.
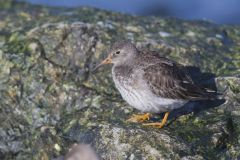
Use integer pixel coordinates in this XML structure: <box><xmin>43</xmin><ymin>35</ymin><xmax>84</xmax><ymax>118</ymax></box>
<box><xmin>0</xmin><ymin>0</ymin><xmax>240</xmax><ymax>159</ymax></box>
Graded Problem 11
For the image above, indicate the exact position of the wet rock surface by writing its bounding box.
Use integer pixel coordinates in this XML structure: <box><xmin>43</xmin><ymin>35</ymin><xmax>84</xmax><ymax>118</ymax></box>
<box><xmin>0</xmin><ymin>1</ymin><xmax>240</xmax><ymax>159</ymax></box>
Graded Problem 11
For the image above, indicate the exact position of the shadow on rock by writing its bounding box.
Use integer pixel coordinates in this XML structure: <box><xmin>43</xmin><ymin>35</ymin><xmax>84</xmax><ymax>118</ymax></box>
<box><xmin>184</xmin><ymin>65</ymin><xmax>217</xmax><ymax>90</ymax></box>
<box><xmin>170</xmin><ymin>99</ymin><xmax>226</xmax><ymax>119</ymax></box>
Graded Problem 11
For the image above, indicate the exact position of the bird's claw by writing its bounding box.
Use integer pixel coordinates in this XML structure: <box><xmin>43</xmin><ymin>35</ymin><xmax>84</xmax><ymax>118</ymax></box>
<box><xmin>126</xmin><ymin>113</ymin><xmax>151</xmax><ymax>123</ymax></box>
<box><xmin>143</xmin><ymin>112</ymin><xmax>170</xmax><ymax>128</ymax></box>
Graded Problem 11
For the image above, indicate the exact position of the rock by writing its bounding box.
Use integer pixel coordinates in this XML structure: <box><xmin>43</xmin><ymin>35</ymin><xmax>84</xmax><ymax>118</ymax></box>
<box><xmin>65</xmin><ymin>143</ymin><xmax>99</xmax><ymax>160</ymax></box>
<box><xmin>0</xmin><ymin>0</ymin><xmax>240</xmax><ymax>159</ymax></box>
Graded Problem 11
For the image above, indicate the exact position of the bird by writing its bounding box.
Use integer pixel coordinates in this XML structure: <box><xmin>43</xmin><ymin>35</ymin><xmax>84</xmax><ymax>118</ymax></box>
<box><xmin>94</xmin><ymin>41</ymin><xmax>216</xmax><ymax>128</ymax></box>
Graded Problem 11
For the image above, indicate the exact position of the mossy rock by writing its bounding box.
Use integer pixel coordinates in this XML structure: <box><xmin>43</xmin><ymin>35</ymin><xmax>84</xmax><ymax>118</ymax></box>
<box><xmin>0</xmin><ymin>1</ymin><xmax>240</xmax><ymax>159</ymax></box>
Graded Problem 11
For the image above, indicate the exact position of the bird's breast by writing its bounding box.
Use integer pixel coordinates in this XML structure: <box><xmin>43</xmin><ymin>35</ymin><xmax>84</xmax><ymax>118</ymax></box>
<box><xmin>112</xmin><ymin>66</ymin><xmax>155</xmax><ymax>112</ymax></box>
<box><xmin>112</xmin><ymin>66</ymin><xmax>187</xmax><ymax>113</ymax></box>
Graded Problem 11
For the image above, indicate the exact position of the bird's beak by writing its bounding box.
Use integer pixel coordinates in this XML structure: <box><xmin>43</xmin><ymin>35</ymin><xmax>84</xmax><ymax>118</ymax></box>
<box><xmin>92</xmin><ymin>54</ymin><xmax>112</xmax><ymax>72</ymax></box>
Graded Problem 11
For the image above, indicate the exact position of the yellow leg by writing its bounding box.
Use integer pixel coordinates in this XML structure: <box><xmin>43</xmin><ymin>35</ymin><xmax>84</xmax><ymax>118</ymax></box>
<box><xmin>143</xmin><ymin>112</ymin><xmax>170</xmax><ymax>128</ymax></box>
<box><xmin>127</xmin><ymin>113</ymin><xmax>151</xmax><ymax>123</ymax></box>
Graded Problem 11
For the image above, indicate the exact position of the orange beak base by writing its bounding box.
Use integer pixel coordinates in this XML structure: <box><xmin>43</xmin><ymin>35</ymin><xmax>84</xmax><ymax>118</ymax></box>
<box><xmin>92</xmin><ymin>54</ymin><xmax>112</xmax><ymax>72</ymax></box>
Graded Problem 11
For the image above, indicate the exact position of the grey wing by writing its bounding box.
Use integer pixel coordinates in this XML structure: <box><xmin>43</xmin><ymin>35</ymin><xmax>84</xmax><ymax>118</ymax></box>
<box><xmin>143</xmin><ymin>62</ymin><xmax>216</xmax><ymax>100</ymax></box>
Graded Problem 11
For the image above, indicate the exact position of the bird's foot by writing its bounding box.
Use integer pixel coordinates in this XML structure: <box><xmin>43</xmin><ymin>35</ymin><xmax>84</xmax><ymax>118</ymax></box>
<box><xmin>127</xmin><ymin>113</ymin><xmax>151</xmax><ymax>123</ymax></box>
<box><xmin>143</xmin><ymin>112</ymin><xmax>170</xmax><ymax>129</ymax></box>
<box><xmin>143</xmin><ymin>122</ymin><xmax>165</xmax><ymax>128</ymax></box>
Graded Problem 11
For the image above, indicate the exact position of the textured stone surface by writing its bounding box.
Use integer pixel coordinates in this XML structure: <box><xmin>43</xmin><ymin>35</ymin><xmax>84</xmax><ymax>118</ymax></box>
<box><xmin>0</xmin><ymin>1</ymin><xmax>240</xmax><ymax>159</ymax></box>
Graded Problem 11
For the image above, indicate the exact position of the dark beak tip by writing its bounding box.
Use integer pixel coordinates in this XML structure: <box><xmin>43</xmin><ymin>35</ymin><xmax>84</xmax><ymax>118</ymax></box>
<box><xmin>91</xmin><ymin>64</ymin><xmax>102</xmax><ymax>73</ymax></box>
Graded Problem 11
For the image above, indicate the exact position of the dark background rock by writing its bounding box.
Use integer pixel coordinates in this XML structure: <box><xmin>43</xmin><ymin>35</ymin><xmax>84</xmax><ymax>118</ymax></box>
<box><xmin>0</xmin><ymin>0</ymin><xmax>240</xmax><ymax>159</ymax></box>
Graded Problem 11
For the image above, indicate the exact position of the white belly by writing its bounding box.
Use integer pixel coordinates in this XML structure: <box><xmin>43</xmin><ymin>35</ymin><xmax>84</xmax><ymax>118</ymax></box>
<box><xmin>113</xmin><ymin>77</ymin><xmax>187</xmax><ymax>113</ymax></box>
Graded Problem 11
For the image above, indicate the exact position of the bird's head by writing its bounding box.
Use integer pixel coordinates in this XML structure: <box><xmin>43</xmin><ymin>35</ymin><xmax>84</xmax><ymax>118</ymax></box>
<box><xmin>93</xmin><ymin>41</ymin><xmax>138</xmax><ymax>71</ymax></box>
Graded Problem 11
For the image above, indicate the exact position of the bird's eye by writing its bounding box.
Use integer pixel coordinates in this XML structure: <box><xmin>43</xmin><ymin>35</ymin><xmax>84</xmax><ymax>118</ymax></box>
<box><xmin>115</xmin><ymin>51</ymin><xmax>120</xmax><ymax>54</ymax></box>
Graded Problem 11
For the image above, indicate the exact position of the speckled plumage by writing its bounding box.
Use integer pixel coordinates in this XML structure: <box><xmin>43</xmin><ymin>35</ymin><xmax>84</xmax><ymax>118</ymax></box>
<box><xmin>107</xmin><ymin>41</ymin><xmax>215</xmax><ymax>113</ymax></box>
